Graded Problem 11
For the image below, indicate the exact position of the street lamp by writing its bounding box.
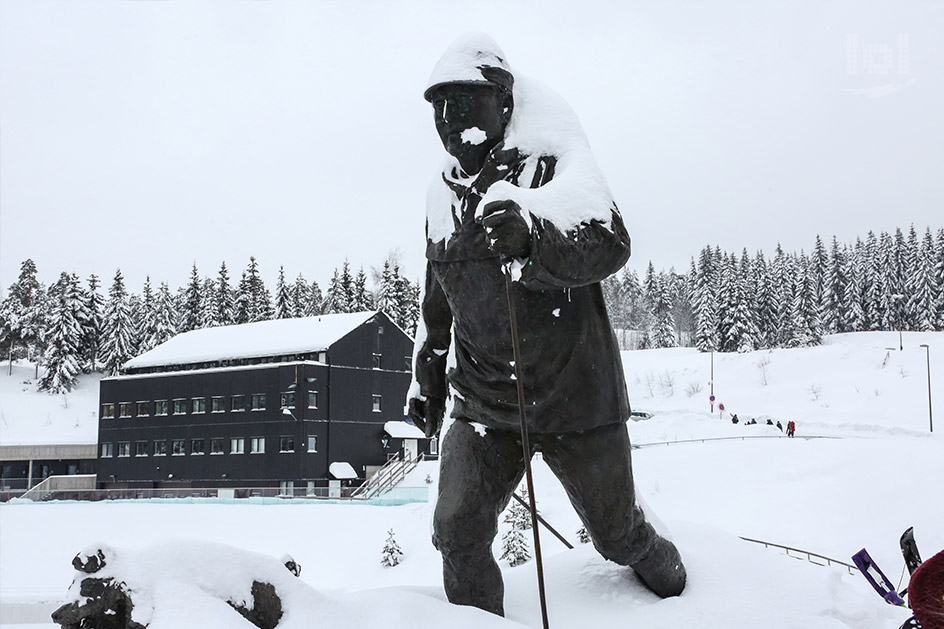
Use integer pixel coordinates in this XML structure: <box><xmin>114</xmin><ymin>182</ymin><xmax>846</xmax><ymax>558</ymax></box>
<box><xmin>891</xmin><ymin>294</ymin><xmax>905</xmax><ymax>350</ymax></box>
<box><xmin>919</xmin><ymin>345</ymin><xmax>933</xmax><ymax>433</ymax></box>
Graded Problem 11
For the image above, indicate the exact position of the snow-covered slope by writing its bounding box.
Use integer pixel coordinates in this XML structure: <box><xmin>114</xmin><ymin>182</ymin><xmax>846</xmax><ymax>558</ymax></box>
<box><xmin>0</xmin><ymin>365</ymin><xmax>100</xmax><ymax>446</ymax></box>
<box><xmin>1</xmin><ymin>331</ymin><xmax>942</xmax><ymax>628</ymax></box>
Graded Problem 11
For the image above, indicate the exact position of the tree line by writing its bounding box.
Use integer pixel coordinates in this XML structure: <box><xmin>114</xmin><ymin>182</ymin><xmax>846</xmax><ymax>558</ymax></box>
<box><xmin>4</xmin><ymin>224</ymin><xmax>942</xmax><ymax>395</ymax></box>
<box><xmin>603</xmin><ymin>225</ymin><xmax>944</xmax><ymax>352</ymax></box>
<box><xmin>0</xmin><ymin>256</ymin><xmax>420</xmax><ymax>394</ymax></box>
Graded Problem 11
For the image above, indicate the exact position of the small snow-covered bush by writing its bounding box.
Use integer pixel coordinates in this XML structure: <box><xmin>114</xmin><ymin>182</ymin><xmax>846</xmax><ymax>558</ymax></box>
<box><xmin>381</xmin><ymin>529</ymin><xmax>403</xmax><ymax>567</ymax></box>
<box><xmin>576</xmin><ymin>526</ymin><xmax>592</xmax><ymax>544</ymax></box>
<box><xmin>500</xmin><ymin>528</ymin><xmax>531</xmax><ymax>567</ymax></box>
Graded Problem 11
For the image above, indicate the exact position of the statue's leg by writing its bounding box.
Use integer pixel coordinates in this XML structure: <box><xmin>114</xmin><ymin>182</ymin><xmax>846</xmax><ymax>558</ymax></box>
<box><xmin>541</xmin><ymin>422</ymin><xmax>686</xmax><ymax>598</ymax></box>
<box><xmin>433</xmin><ymin>420</ymin><xmax>525</xmax><ymax>616</ymax></box>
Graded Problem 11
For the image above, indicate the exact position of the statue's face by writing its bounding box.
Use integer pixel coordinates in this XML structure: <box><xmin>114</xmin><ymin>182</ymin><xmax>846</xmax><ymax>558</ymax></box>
<box><xmin>429</xmin><ymin>83</ymin><xmax>511</xmax><ymax>175</ymax></box>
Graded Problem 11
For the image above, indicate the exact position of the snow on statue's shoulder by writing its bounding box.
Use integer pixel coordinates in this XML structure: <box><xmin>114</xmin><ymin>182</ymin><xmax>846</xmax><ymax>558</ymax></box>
<box><xmin>479</xmin><ymin>75</ymin><xmax>617</xmax><ymax>233</ymax></box>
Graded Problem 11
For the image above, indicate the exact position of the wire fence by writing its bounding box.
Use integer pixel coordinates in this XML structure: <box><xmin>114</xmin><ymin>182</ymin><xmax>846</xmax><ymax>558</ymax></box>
<box><xmin>739</xmin><ymin>536</ymin><xmax>857</xmax><ymax>574</ymax></box>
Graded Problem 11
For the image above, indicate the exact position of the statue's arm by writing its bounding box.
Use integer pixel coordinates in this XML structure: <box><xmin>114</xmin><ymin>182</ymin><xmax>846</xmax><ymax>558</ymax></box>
<box><xmin>520</xmin><ymin>207</ymin><xmax>631</xmax><ymax>289</ymax></box>
<box><xmin>412</xmin><ymin>261</ymin><xmax>452</xmax><ymax>402</ymax></box>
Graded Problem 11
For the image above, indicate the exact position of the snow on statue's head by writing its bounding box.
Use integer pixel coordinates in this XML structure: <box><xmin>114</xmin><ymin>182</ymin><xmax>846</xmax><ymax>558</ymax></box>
<box><xmin>425</xmin><ymin>33</ymin><xmax>515</xmax><ymax>175</ymax></box>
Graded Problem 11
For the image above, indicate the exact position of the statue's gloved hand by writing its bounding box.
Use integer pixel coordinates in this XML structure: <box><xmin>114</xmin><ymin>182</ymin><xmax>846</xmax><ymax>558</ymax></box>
<box><xmin>481</xmin><ymin>199</ymin><xmax>531</xmax><ymax>258</ymax></box>
<box><xmin>407</xmin><ymin>396</ymin><xmax>446</xmax><ymax>438</ymax></box>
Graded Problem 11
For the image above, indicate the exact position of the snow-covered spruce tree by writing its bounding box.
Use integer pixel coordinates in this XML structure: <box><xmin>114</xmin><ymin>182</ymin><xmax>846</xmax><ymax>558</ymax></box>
<box><xmin>99</xmin><ymin>269</ymin><xmax>135</xmax><ymax>376</ymax></box>
<box><xmin>821</xmin><ymin>237</ymin><xmax>849</xmax><ymax>334</ymax></box>
<box><xmin>862</xmin><ymin>231</ymin><xmax>883</xmax><ymax>330</ymax></box>
<box><xmin>307</xmin><ymin>280</ymin><xmax>323</xmax><ymax>317</ymax></box>
<box><xmin>376</xmin><ymin>261</ymin><xmax>401</xmax><ymax>323</ymax></box>
<box><xmin>1</xmin><ymin>258</ymin><xmax>47</xmax><ymax>373</ymax></box>
<box><xmin>291</xmin><ymin>273</ymin><xmax>310</xmax><ymax>318</ymax></box>
<box><xmin>242</xmin><ymin>257</ymin><xmax>271</xmax><ymax>323</ymax></box>
<box><xmin>810</xmin><ymin>234</ymin><xmax>829</xmax><ymax>311</ymax></box>
<box><xmin>336</xmin><ymin>260</ymin><xmax>354</xmax><ymax>314</ymax></box>
<box><xmin>200</xmin><ymin>276</ymin><xmax>216</xmax><ymax>328</ymax></box>
<box><xmin>719</xmin><ymin>253</ymin><xmax>758</xmax><ymax>353</ymax></box>
<box><xmin>274</xmin><ymin>266</ymin><xmax>292</xmax><ymax>319</ymax></box>
<box><xmin>691</xmin><ymin>249</ymin><xmax>719</xmax><ymax>352</ymax></box>
<box><xmin>209</xmin><ymin>262</ymin><xmax>235</xmax><ymax>327</ymax></box>
<box><xmin>934</xmin><ymin>228</ymin><xmax>944</xmax><ymax>329</ymax></box>
<box><xmin>38</xmin><ymin>273</ymin><xmax>84</xmax><ymax>393</ymax></box>
<box><xmin>322</xmin><ymin>269</ymin><xmax>341</xmax><ymax>315</ymax></box>
<box><xmin>577</xmin><ymin>526</ymin><xmax>592</xmax><ymax>544</ymax></box>
<box><xmin>80</xmin><ymin>274</ymin><xmax>105</xmax><ymax>372</ymax></box>
<box><xmin>753</xmin><ymin>251</ymin><xmax>779</xmax><ymax>349</ymax></box>
<box><xmin>650</xmin><ymin>273</ymin><xmax>677</xmax><ymax>349</ymax></box>
<box><xmin>152</xmin><ymin>282</ymin><xmax>178</xmax><ymax>347</ymax></box>
<box><xmin>500</xmin><ymin>527</ymin><xmax>531</xmax><ymax>567</ymax></box>
<box><xmin>381</xmin><ymin>529</ymin><xmax>403</xmax><ymax>567</ymax></box>
<box><xmin>136</xmin><ymin>276</ymin><xmax>159</xmax><ymax>354</ymax></box>
<box><xmin>908</xmin><ymin>228</ymin><xmax>938</xmax><ymax>331</ymax></box>
<box><xmin>352</xmin><ymin>267</ymin><xmax>373</xmax><ymax>312</ymax></box>
<box><xmin>179</xmin><ymin>262</ymin><xmax>204</xmax><ymax>334</ymax></box>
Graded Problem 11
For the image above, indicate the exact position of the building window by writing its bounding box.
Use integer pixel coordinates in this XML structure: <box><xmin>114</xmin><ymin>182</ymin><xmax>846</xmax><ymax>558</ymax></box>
<box><xmin>378</xmin><ymin>326</ymin><xmax>384</xmax><ymax>335</ymax></box>
<box><xmin>155</xmin><ymin>400</ymin><xmax>169</xmax><ymax>416</ymax></box>
<box><xmin>372</xmin><ymin>353</ymin><xmax>382</xmax><ymax>369</ymax></box>
<box><xmin>231</xmin><ymin>438</ymin><xmax>245</xmax><ymax>454</ymax></box>
<box><xmin>192</xmin><ymin>398</ymin><xmax>206</xmax><ymax>414</ymax></box>
<box><xmin>250</xmin><ymin>437</ymin><xmax>265</xmax><ymax>454</ymax></box>
<box><xmin>372</xmin><ymin>395</ymin><xmax>382</xmax><ymax>412</ymax></box>
<box><xmin>173</xmin><ymin>399</ymin><xmax>187</xmax><ymax>415</ymax></box>
<box><xmin>307</xmin><ymin>435</ymin><xmax>318</xmax><ymax>452</ymax></box>
<box><xmin>280</xmin><ymin>392</ymin><xmax>295</xmax><ymax>409</ymax></box>
<box><xmin>153</xmin><ymin>440</ymin><xmax>167</xmax><ymax>456</ymax></box>
<box><xmin>134</xmin><ymin>441</ymin><xmax>148</xmax><ymax>457</ymax></box>
<box><xmin>308</xmin><ymin>391</ymin><xmax>318</xmax><ymax>409</ymax></box>
<box><xmin>231</xmin><ymin>395</ymin><xmax>247</xmax><ymax>412</ymax></box>
<box><xmin>172</xmin><ymin>439</ymin><xmax>186</xmax><ymax>455</ymax></box>
<box><xmin>119</xmin><ymin>403</ymin><xmax>133</xmax><ymax>418</ymax></box>
<box><xmin>318</xmin><ymin>351</ymin><xmax>327</xmax><ymax>363</ymax></box>
<box><xmin>117</xmin><ymin>442</ymin><xmax>131</xmax><ymax>457</ymax></box>
<box><xmin>210</xmin><ymin>438</ymin><xmax>225</xmax><ymax>455</ymax></box>
<box><xmin>101</xmin><ymin>442</ymin><xmax>114</xmax><ymax>458</ymax></box>
<box><xmin>191</xmin><ymin>439</ymin><xmax>205</xmax><ymax>455</ymax></box>
<box><xmin>102</xmin><ymin>404</ymin><xmax>115</xmax><ymax>419</ymax></box>
<box><xmin>279</xmin><ymin>436</ymin><xmax>295</xmax><ymax>452</ymax></box>
<box><xmin>404</xmin><ymin>355</ymin><xmax>412</xmax><ymax>370</ymax></box>
<box><xmin>279</xmin><ymin>480</ymin><xmax>295</xmax><ymax>496</ymax></box>
<box><xmin>136</xmin><ymin>401</ymin><xmax>150</xmax><ymax>417</ymax></box>
<box><xmin>211</xmin><ymin>397</ymin><xmax>226</xmax><ymax>413</ymax></box>
<box><xmin>251</xmin><ymin>394</ymin><xmax>266</xmax><ymax>411</ymax></box>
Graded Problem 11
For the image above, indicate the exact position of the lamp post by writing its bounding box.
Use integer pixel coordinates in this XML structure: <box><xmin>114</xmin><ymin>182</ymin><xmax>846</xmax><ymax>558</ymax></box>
<box><xmin>891</xmin><ymin>294</ymin><xmax>905</xmax><ymax>350</ymax></box>
<box><xmin>919</xmin><ymin>344</ymin><xmax>933</xmax><ymax>433</ymax></box>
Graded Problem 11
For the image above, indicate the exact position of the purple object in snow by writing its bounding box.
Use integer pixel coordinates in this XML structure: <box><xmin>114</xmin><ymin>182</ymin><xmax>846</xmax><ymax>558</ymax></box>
<box><xmin>852</xmin><ymin>548</ymin><xmax>907</xmax><ymax>606</ymax></box>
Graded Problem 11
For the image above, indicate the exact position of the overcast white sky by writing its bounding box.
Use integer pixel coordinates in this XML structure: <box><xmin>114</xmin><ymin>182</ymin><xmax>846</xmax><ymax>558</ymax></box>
<box><xmin>1</xmin><ymin>0</ymin><xmax>942</xmax><ymax>294</ymax></box>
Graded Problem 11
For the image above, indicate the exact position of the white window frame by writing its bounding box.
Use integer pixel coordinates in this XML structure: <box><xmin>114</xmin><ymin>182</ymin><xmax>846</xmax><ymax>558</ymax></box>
<box><xmin>231</xmin><ymin>438</ymin><xmax>245</xmax><ymax>454</ymax></box>
<box><xmin>118</xmin><ymin>402</ymin><xmax>133</xmax><ymax>418</ymax></box>
<box><xmin>372</xmin><ymin>394</ymin><xmax>382</xmax><ymax>412</ymax></box>
<box><xmin>250</xmin><ymin>436</ymin><xmax>265</xmax><ymax>454</ymax></box>
<box><xmin>117</xmin><ymin>442</ymin><xmax>130</xmax><ymax>457</ymax></box>
<box><xmin>192</xmin><ymin>398</ymin><xmax>207</xmax><ymax>414</ymax></box>
<box><xmin>307</xmin><ymin>435</ymin><xmax>318</xmax><ymax>453</ymax></box>
<box><xmin>102</xmin><ymin>404</ymin><xmax>115</xmax><ymax>419</ymax></box>
<box><xmin>101</xmin><ymin>442</ymin><xmax>114</xmax><ymax>458</ymax></box>
<box><xmin>279</xmin><ymin>435</ymin><xmax>295</xmax><ymax>453</ymax></box>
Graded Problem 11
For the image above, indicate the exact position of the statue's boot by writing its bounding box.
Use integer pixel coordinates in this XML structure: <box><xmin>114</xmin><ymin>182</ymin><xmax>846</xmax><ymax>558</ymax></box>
<box><xmin>631</xmin><ymin>536</ymin><xmax>687</xmax><ymax>598</ymax></box>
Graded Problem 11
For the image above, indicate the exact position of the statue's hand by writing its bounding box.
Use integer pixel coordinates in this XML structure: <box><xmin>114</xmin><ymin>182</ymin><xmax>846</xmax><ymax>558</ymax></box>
<box><xmin>408</xmin><ymin>396</ymin><xmax>446</xmax><ymax>438</ymax></box>
<box><xmin>481</xmin><ymin>199</ymin><xmax>531</xmax><ymax>258</ymax></box>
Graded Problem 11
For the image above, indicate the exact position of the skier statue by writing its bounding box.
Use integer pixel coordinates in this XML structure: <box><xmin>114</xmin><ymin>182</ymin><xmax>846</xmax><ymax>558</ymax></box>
<box><xmin>407</xmin><ymin>33</ymin><xmax>687</xmax><ymax>617</ymax></box>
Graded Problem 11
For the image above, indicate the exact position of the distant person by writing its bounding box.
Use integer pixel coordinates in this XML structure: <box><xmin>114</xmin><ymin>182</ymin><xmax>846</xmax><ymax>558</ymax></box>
<box><xmin>776</xmin><ymin>421</ymin><xmax>783</xmax><ymax>432</ymax></box>
<box><xmin>731</xmin><ymin>414</ymin><xmax>739</xmax><ymax>424</ymax></box>
<box><xmin>766</xmin><ymin>418</ymin><xmax>773</xmax><ymax>426</ymax></box>
<box><xmin>747</xmin><ymin>417</ymin><xmax>757</xmax><ymax>425</ymax></box>
<box><xmin>786</xmin><ymin>421</ymin><xmax>796</xmax><ymax>438</ymax></box>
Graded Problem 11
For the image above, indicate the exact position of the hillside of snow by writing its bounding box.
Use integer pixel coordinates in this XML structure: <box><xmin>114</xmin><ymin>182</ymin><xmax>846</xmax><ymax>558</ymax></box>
<box><xmin>0</xmin><ymin>366</ymin><xmax>100</xmax><ymax>446</ymax></box>
<box><xmin>1</xmin><ymin>331</ymin><xmax>942</xmax><ymax>628</ymax></box>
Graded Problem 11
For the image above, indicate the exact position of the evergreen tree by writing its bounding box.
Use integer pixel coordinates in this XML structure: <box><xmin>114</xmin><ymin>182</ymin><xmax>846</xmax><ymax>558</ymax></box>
<box><xmin>99</xmin><ymin>269</ymin><xmax>135</xmax><ymax>376</ymax></box>
<box><xmin>307</xmin><ymin>280</ymin><xmax>324</xmax><ymax>317</ymax></box>
<box><xmin>275</xmin><ymin>266</ymin><xmax>292</xmax><ymax>319</ymax></box>
<box><xmin>291</xmin><ymin>273</ymin><xmax>310</xmax><ymax>318</ymax></box>
<box><xmin>934</xmin><ymin>229</ymin><xmax>944</xmax><ymax>329</ymax></box>
<box><xmin>136</xmin><ymin>276</ymin><xmax>159</xmax><ymax>354</ymax></box>
<box><xmin>691</xmin><ymin>249</ymin><xmax>718</xmax><ymax>352</ymax></box>
<box><xmin>338</xmin><ymin>260</ymin><xmax>354</xmax><ymax>313</ymax></box>
<box><xmin>376</xmin><ymin>261</ymin><xmax>400</xmax><ymax>322</ymax></box>
<box><xmin>719</xmin><ymin>254</ymin><xmax>757</xmax><ymax>353</ymax></box>
<box><xmin>908</xmin><ymin>228</ymin><xmax>937</xmax><ymax>331</ymax></box>
<box><xmin>862</xmin><ymin>231</ymin><xmax>883</xmax><ymax>330</ymax></box>
<box><xmin>650</xmin><ymin>272</ymin><xmax>677</xmax><ymax>348</ymax></box>
<box><xmin>80</xmin><ymin>274</ymin><xmax>105</xmax><ymax>372</ymax></box>
<box><xmin>822</xmin><ymin>237</ymin><xmax>849</xmax><ymax>334</ymax></box>
<box><xmin>210</xmin><ymin>262</ymin><xmax>235</xmax><ymax>327</ymax></box>
<box><xmin>576</xmin><ymin>526</ymin><xmax>592</xmax><ymax>544</ymax></box>
<box><xmin>200</xmin><ymin>276</ymin><xmax>216</xmax><ymax>328</ymax></box>
<box><xmin>843</xmin><ymin>243</ymin><xmax>865</xmax><ymax>332</ymax></box>
<box><xmin>234</xmin><ymin>271</ymin><xmax>251</xmax><ymax>325</ymax></box>
<box><xmin>381</xmin><ymin>529</ymin><xmax>403</xmax><ymax>567</ymax></box>
<box><xmin>0</xmin><ymin>259</ymin><xmax>46</xmax><ymax>373</ymax></box>
<box><xmin>352</xmin><ymin>267</ymin><xmax>373</xmax><ymax>312</ymax></box>
<box><xmin>153</xmin><ymin>282</ymin><xmax>178</xmax><ymax>347</ymax></box>
<box><xmin>180</xmin><ymin>262</ymin><xmax>204</xmax><ymax>333</ymax></box>
<box><xmin>38</xmin><ymin>273</ymin><xmax>83</xmax><ymax>394</ymax></box>
<box><xmin>500</xmin><ymin>527</ymin><xmax>531</xmax><ymax>567</ymax></box>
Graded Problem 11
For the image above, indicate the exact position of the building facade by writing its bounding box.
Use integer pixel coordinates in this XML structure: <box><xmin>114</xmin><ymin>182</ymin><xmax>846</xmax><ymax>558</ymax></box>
<box><xmin>96</xmin><ymin>311</ymin><xmax>418</xmax><ymax>491</ymax></box>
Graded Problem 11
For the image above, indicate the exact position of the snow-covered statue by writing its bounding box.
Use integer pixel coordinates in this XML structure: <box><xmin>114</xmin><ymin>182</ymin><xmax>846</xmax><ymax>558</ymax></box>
<box><xmin>407</xmin><ymin>33</ymin><xmax>687</xmax><ymax>616</ymax></box>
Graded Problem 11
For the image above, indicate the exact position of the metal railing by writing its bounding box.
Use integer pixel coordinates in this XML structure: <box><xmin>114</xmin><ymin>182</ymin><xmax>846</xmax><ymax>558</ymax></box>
<box><xmin>353</xmin><ymin>453</ymin><xmax>427</xmax><ymax>500</ymax></box>
<box><xmin>633</xmin><ymin>434</ymin><xmax>837</xmax><ymax>449</ymax></box>
<box><xmin>739</xmin><ymin>536</ymin><xmax>857</xmax><ymax>574</ymax></box>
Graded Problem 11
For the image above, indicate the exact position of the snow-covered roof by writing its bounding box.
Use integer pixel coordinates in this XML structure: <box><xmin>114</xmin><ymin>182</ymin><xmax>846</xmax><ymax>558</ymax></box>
<box><xmin>329</xmin><ymin>462</ymin><xmax>358</xmax><ymax>480</ymax></box>
<box><xmin>384</xmin><ymin>420</ymin><xmax>426</xmax><ymax>439</ymax></box>
<box><xmin>124</xmin><ymin>312</ymin><xmax>381</xmax><ymax>370</ymax></box>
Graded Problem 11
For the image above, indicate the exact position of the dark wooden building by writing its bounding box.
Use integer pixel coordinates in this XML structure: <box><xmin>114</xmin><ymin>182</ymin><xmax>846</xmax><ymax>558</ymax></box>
<box><xmin>97</xmin><ymin>311</ymin><xmax>421</xmax><ymax>492</ymax></box>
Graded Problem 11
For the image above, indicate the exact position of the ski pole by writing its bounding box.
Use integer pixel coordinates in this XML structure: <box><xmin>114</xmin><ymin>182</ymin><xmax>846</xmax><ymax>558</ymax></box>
<box><xmin>504</xmin><ymin>264</ymin><xmax>550</xmax><ymax>629</ymax></box>
<box><xmin>512</xmin><ymin>492</ymin><xmax>574</xmax><ymax>549</ymax></box>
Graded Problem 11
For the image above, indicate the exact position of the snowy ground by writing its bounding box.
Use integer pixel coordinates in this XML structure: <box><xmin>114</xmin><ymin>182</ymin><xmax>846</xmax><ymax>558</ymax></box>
<box><xmin>1</xmin><ymin>331</ymin><xmax>942</xmax><ymax>628</ymax></box>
